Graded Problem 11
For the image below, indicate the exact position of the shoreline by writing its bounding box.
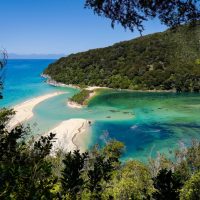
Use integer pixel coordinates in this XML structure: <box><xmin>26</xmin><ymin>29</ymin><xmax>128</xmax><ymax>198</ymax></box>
<box><xmin>42</xmin><ymin>73</ymin><xmax>176</xmax><ymax>93</ymax></box>
<box><xmin>7</xmin><ymin>91</ymin><xmax>65</xmax><ymax>130</ymax></box>
<box><xmin>67</xmin><ymin>100</ymin><xmax>84</xmax><ymax>109</ymax></box>
<box><xmin>46</xmin><ymin>118</ymin><xmax>91</xmax><ymax>153</ymax></box>
<box><xmin>67</xmin><ymin>89</ymin><xmax>98</xmax><ymax>109</ymax></box>
<box><xmin>42</xmin><ymin>74</ymin><xmax>177</xmax><ymax>109</ymax></box>
<box><xmin>41</xmin><ymin>74</ymin><xmax>80</xmax><ymax>89</ymax></box>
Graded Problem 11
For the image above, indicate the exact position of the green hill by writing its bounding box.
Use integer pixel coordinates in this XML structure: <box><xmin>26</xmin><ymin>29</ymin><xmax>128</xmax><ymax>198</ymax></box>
<box><xmin>44</xmin><ymin>24</ymin><xmax>200</xmax><ymax>92</ymax></box>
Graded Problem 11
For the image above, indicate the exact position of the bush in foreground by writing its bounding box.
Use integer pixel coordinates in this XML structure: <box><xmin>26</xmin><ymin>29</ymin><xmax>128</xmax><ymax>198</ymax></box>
<box><xmin>0</xmin><ymin>108</ymin><xmax>200</xmax><ymax>199</ymax></box>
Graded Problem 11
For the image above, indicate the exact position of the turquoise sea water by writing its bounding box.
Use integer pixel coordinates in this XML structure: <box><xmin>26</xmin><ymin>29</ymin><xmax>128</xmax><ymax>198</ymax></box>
<box><xmin>89</xmin><ymin>91</ymin><xmax>200</xmax><ymax>161</ymax></box>
<box><xmin>1</xmin><ymin>60</ymin><xmax>200</xmax><ymax>161</ymax></box>
<box><xmin>0</xmin><ymin>59</ymin><xmax>58</xmax><ymax>107</ymax></box>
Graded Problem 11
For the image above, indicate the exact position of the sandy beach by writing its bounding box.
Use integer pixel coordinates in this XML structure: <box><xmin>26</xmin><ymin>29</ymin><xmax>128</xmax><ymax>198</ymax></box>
<box><xmin>67</xmin><ymin>100</ymin><xmax>83</xmax><ymax>109</ymax></box>
<box><xmin>67</xmin><ymin>89</ymin><xmax>98</xmax><ymax>109</ymax></box>
<box><xmin>7</xmin><ymin>91</ymin><xmax>65</xmax><ymax>130</ymax></box>
<box><xmin>86</xmin><ymin>86</ymin><xmax>108</xmax><ymax>91</ymax></box>
<box><xmin>46</xmin><ymin>118</ymin><xmax>90</xmax><ymax>153</ymax></box>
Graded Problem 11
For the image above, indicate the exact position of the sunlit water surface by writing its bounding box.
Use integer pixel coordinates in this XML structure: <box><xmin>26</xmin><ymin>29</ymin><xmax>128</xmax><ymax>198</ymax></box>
<box><xmin>1</xmin><ymin>60</ymin><xmax>200</xmax><ymax>161</ymax></box>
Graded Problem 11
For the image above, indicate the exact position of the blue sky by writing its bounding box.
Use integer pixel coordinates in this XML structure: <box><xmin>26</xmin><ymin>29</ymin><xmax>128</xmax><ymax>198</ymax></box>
<box><xmin>0</xmin><ymin>0</ymin><xmax>167</xmax><ymax>55</ymax></box>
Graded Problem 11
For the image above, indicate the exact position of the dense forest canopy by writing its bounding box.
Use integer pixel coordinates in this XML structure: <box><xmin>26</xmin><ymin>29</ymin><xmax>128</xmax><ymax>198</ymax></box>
<box><xmin>44</xmin><ymin>23</ymin><xmax>200</xmax><ymax>92</ymax></box>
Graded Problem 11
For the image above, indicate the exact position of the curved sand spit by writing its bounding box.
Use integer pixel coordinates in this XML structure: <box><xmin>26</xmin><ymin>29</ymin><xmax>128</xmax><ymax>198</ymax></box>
<box><xmin>46</xmin><ymin>119</ymin><xmax>90</xmax><ymax>153</ymax></box>
<box><xmin>7</xmin><ymin>91</ymin><xmax>65</xmax><ymax>130</ymax></box>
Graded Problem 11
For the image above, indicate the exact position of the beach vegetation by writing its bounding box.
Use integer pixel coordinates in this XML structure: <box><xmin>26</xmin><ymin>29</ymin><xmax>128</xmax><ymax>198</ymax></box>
<box><xmin>70</xmin><ymin>89</ymin><xmax>92</xmax><ymax>105</ymax></box>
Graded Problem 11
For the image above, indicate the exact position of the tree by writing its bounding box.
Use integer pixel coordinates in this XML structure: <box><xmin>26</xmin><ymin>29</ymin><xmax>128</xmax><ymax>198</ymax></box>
<box><xmin>85</xmin><ymin>0</ymin><xmax>200</xmax><ymax>33</ymax></box>
<box><xmin>102</xmin><ymin>140</ymin><xmax>124</xmax><ymax>163</ymax></box>
<box><xmin>174</xmin><ymin>140</ymin><xmax>200</xmax><ymax>181</ymax></box>
<box><xmin>61</xmin><ymin>150</ymin><xmax>89</xmax><ymax>199</ymax></box>
<box><xmin>59</xmin><ymin>141</ymin><xmax>123</xmax><ymax>199</ymax></box>
<box><xmin>85</xmin><ymin>154</ymin><xmax>114</xmax><ymax>199</ymax></box>
<box><xmin>81</xmin><ymin>142</ymin><xmax>120</xmax><ymax>199</ymax></box>
<box><xmin>180</xmin><ymin>171</ymin><xmax>200</xmax><ymax>200</ymax></box>
<box><xmin>0</xmin><ymin>109</ymin><xmax>57</xmax><ymax>199</ymax></box>
<box><xmin>0</xmin><ymin>49</ymin><xmax>7</xmax><ymax>99</ymax></box>
<box><xmin>103</xmin><ymin>160</ymin><xmax>155</xmax><ymax>200</ymax></box>
<box><xmin>153</xmin><ymin>169</ymin><xmax>183</xmax><ymax>200</ymax></box>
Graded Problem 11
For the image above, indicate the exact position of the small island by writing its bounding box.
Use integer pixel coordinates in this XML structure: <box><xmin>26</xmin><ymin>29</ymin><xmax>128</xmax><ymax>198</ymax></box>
<box><xmin>67</xmin><ymin>89</ymin><xmax>96</xmax><ymax>108</ymax></box>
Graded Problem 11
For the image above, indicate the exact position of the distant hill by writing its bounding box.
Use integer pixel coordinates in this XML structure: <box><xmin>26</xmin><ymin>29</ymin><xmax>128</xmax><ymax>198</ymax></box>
<box><xmin>8</xmin><ymin>53</ymin><xmax>65</xmax><ymax>59</ymax></box>
<box><xmin>44</xmin><ymin>24</ymin><xmax>200</xmax><ymax>92</ymax></box>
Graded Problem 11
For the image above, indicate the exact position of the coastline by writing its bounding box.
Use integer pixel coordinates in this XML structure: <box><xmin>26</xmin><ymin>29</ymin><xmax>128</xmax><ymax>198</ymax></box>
<box><xmin>42</xmin><ymin>73</ymin><xmax>176</xmax><ymax>93</ymax></box>
<box><xmin>42</xmin><ymin>74</ymin><xmax>176</xmax><ymax>109</ymax></box>
<box><xmin>67</xmin><ymin>100</ymin><xmax>84</xmax><ymax>109</ymax></box>
<box><xmin>46</xmin><ymin>119</ymin><xmax>91</xmax><ymax>153</ymax></box>
<box><xmin>7</xmin><ymin>91</ymin><xmax>65</xmax><ymax>130</ymax></box>
<box><xmin>67</xmin><ymin>89</ymin><xmax>99</xmax><ymax>109</ymax></box>
<box><xmin>41</xmin><ymin>73</ymin><xmax>80</xmax><ymax>89</ymax></box>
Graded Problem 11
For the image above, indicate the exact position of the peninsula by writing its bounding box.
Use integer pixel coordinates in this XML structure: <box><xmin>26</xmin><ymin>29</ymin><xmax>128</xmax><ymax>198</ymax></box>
<box><xmin>46</xmin><ymin>119</ymin><xmax>90</xmax><ymax>153</ymax></box>
<box><xmin>44</xmin><ymin>24</ymin><xmax>200</xmax><ymax>93</ymax></box>
<box><xmin>7</xmin><ymin>91</ymin><xmax>65</xmax><ymax>130</ymax></box>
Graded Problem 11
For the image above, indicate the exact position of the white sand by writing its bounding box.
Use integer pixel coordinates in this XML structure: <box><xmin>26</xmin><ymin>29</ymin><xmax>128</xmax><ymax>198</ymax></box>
<box><xmin>67</xmin><ymin>89</ymin><xmax>98</xmax><ymax>109</ymax></box>
<box><xmin>86</xmin><ymin>86</ymin><xmax>108</xmax><ymax>91</ymax></box>
<box><xmin>47</xmin><ymin>119</ymin><xmax>90</xmax><ymax>153</ymax></box>
<box><xmin>7</xmin><ymin>91</ymin><xmax>65</xmax><ymax>130</ymax></box>
<box><xmin>67</xmin><ymin>101</ymin><xmax>83</xmax><ymax>109</ymax></box>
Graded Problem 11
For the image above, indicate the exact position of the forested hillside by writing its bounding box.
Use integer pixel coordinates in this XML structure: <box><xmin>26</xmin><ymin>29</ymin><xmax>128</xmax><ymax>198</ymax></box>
<box><xmin>44</xmin><ymin>24</ymin><xmax>200</xmax><ymax>92</ymax></box>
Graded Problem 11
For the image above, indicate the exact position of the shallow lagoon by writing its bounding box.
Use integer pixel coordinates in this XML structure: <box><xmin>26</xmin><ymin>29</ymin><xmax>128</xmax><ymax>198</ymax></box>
<box><xmin>1</xmin><ymin>60</ymin><xmax>200</xmax><ymax>161</ymax></box>
<box><xmin>88</xmin><ymin>91</ymin><xmax>200</xmax><ymax>161</ymax></box>
<box><xmin>26</xmin><ymin>83</ymin><xmax>200</xmax><ymax>162</ymax></box>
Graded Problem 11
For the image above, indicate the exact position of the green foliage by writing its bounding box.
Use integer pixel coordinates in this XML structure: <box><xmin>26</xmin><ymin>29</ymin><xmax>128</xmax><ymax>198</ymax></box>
<box><xmin>70</xmin><ymin>89</ymin><xmax>91</xmax><ymax>105</ymax></box>
<box><xmin>0</xmin><ymin>49</ymin><xmax>7</xmax><ymax>99</ymax></box>
<box><xmin>180</xmin><ymin>171</ymin><xmax>200</xmax><ymax>200</ymax></box>
<box><xmin>0</xmin><ymin>108</ymin><xmax>15</xmax><ymax>125</ymax></box>
<box><xmin>1</xmin><ymin>109</ymin><xmax>200</xmax><ymax>199</ymax></box>
<box><xmin>85</xmin><ymin>0</ymin><xmax>200</xmax><ymax>33</ymax></box>
<box><xmin>195</xmin><ymin>59</ymin><xmax>200</xmax><ymax>65</ymax></box>
<box><xmin>174</xmin><ymin>140</ymin><xmax>200</xmax><ymax>181</ymax></box>
<box><xmin>60</xmin><ymin>141</ymin><xmax>122</xmax><ymax>199</ymax></box>
<box><xmin>152</xmin><ymin>169</ymin><xmax>183</xmax><ymax>200</ymax></box>
<box><xmin>85</xmin><ymin>154</ymin><xmax>114</xmax><ymax>199</ymax></box>
<box><xmin>44</xmin><ymin>23</ymin><xmax>200</xmax><ymax>92</ymax></box>
<box><xmin>104</xmin><ymin>161</ymin><xmax>155</xmax><ymax>200</ymax></box>
<box><xmin>102</xmin><ymin>140</ymin><xmax>125</xmax><ymax>163</ymax></box>
<box><xmin>0</xmin><ymin>109</ymin><xmax>57</xmax><ymax>200</ymax></box>
<box><xmin>61</xmin><ymin>150</ymin><xmax>88</xmax><ymax>199</ymax></box>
